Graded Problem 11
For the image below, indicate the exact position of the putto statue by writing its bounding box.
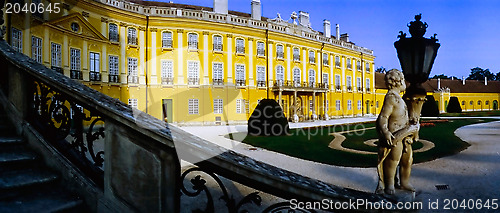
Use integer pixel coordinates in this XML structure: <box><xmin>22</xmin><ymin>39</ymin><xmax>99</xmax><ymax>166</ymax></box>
<box><xmin>376</xmin><ymin>69</ymin><xmax>419</xmax><ymax>195</ymax></box>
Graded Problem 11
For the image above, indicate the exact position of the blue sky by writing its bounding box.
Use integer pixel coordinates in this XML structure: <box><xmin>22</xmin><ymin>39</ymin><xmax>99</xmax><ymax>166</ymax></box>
<box><xmin>152</xmin><ymin>0</ymin><xmax>500</xmax><ymax>78</ymax></box>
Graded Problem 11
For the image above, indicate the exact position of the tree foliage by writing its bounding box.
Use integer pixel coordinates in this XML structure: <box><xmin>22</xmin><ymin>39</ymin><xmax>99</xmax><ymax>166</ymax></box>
<box><xmin>421</xmin><ymin>95</ymin><xmax>440</xmax><ymax>117</ymax></box>
<box><xmin>431</xmin><ymin>74</ymin><xmax>450</xmax><ymax>79</ymax></box>
<box><xmin>467</xmin><ymin>67</ymin><xmax>495</xmax><ymax>80</ymax></box>
<box><xmin>446</xmin><ymin>97</ymin><xmax>462</xmax><ymax>113</ymax></box>
<box><xmin>375</xmin><ymin>66</ymin><xmax>387</xmax><ymax>73</ymax></box>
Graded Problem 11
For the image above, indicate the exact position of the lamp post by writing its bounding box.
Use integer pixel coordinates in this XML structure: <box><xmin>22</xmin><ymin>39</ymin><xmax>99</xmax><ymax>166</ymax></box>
<box><xmin>395</xmin><ymin>14</ymin><xmax>440</xmax><ymax>124</ymax></box>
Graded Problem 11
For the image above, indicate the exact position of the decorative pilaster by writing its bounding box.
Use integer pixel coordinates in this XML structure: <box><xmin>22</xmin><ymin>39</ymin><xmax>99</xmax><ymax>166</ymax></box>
<box><xmin>248</xmin><ymin>37</ymin><xmax>254</xmax><ymax>86</ymax></box>
<box><xmin>203</xmin><ymin>31</ymin><xmax>209</xmax><ymax>85</ymax></box>
<box><xmin>150</xmin><ymin>28</ymin><xmax>158</xmax><ymax>85</ymax></box>
<box><xmin>177</xmin><ymin>29</ymin><xmax>184</xmax><ymax>85</ymax></box>
<box><xmin>286</xmin><ymin>44</ymin><xmax>291</xmax><ymax>81</ymax></box>
<box><xmin>226</xmin><ymin>34</ymin><xmax>233</xmax><ymax>85</ymax></box>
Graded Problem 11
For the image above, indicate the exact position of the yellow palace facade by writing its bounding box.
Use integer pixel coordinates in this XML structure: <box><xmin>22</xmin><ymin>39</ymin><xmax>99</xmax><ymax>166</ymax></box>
<box><xmin>6</xmin><ymin>0</ymin><xmax>378</xmax><ymax>125</ymax></box>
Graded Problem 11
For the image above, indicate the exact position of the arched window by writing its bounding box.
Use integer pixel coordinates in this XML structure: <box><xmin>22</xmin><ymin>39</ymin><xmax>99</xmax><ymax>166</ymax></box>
<box><xmin>109</xmin><ymin>23</ymin><xmax>118</xmax><ymax>42</ymax></box>
<box><xmin>462</xmin><ymin>101</ymin><xmax>465</xmax><ymax>105</ymax></box>
<box><xmin>235</xmin><ymin>38</ymin><xmax>245</xmax><ymax>53</ymax></box>
<box><xmin>276</xmin><ymin>65</ymin><xmax>284</xmax><ymax>85</ymax></box>
<box><xmin>213</xmin><ymin>35</ymin><xmax>223</xmax><ymax>51</ymax></box>
<box><xmin>188</xmin><ymin>33</ymin><xmax>198</xmax><ymax>49</ymax></box>
<box><xmin>470</xmin><ymin>101</ymin><xmax>473</xmax><ymax>105</ymax></box>
<box><xmin>127</xmin><ymin>28</ymin><xmax>137</xmax><ymax>45</ymax></box>
<box><xmin>293</xmin><ymin>48</ymin><xmax>300</xmax><ymax>61</ymax></box>
<box><xmin>486</xmin><ymin>100</ymin><xmax>489</xmax><ymax>105</ymax></box>
<box><xmin>276</xmin><ymin>44</ymin><xmax>284</xmax><ymax>59</ymax></box>
<box><xmin>478</xmin><ymin>100</ymin><xmax>481</xmax><ymax>105</ymax></box>
<box><xmin>293</xmin><ymin>68</ymin><xmax>301</xmax><ymax>86</ymax></box>
<box><xmin>308</xmin><ymin>69</ymin><xmax>315</xmax><ymax>87</ymax></box>
<box><xmin>162</xmin><ymin>31</ymin><xmax>173</xmax><ymax>48</ymax></box>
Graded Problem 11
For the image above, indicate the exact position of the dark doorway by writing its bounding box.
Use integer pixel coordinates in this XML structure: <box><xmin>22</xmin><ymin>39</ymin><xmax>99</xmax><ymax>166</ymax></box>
<box><xmin>162</xmin><ymin>99</ymin><xmax>173</xmax><ymax>122</ymax></box>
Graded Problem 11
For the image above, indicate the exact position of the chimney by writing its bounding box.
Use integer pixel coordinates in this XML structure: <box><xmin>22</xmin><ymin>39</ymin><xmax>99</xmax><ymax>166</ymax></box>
<box><xmin>485</xmin><ymin>76</ymin><xmax>488</xmax><ymax>85</ymax></box>
<box><xmin>251</xmin><ymin>0</ymin><xmax>261</xmax><ymax>20</ymax></box>
<box><xmin>323</xmin><ymin>19</ymin><xmax>331</xmax><ymax>38</ymax></box>
<box><xmin>437</xmin><ymin>78</ymin><xmax>441</xmax><ymax>89</ymax></box>
<box><xmin>213</xmin><ymin>0</ymin><xmax>228</xmax><ymax>14</ymax></box>
<box><xmin>462</xmin><ymin>76</ymin><xmax>465</xmax><ymax>85</ymax></box>
<box><xmin>336</xmin><ymin>24</ymin><xmax>340</xmax><ymax>40</ymax></box>
<box><xmin>340</xmin><ymin>33</ymin><xmax>349</xmax><ymax>42</ymax></box>
<box><xmin>298</xmin><ymin>11</ymin><xmax>310</xmax><ymax>27</ymax></box>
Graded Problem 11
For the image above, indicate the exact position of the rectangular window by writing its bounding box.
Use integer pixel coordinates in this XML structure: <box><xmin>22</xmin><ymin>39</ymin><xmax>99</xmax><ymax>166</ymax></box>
<box><xmin>213</xmin><ymin>35</ymin><xmax>223</xmax><ymax>51</ymax></box>
<box><xmin>293</xmin><ymin>68</ymin><xmax>301</xmax><ymax>86</ymax></box>
<box><xmin>326</xmin><ymin>100</ymin><xmax>329</xmax><ymax>112</ymax></box>
<box><xmin>346</xmin><ymin>76</ymin><xmax>352</xmax><ymax>91</ymax></box>
<box><xmin>127</xmin><ymin>28</ymin><xmax>137</xmax><ymax>45</ymax></box>
<box><xmin>109</xmin><ymin>55</ymin><xmax>119</xmax><ymax>83</ymax></box>
<box><xmin>308</xmin><ymin>69</ymin><xmax>315</xmax><ymax>87</ymax></box>
<box><xmin>335</xmin><ymin>56</ymin><xmax>340</xmax><ymax>67</ymax></box>
<box><xmin>347</xmin><ymin>58</ymin><xmax>352</xmax><ymax>69</ymax></box>
<box><xmin>357</xmin><ymin>60</ymin><xmax>362</xmax><ymax>71</ymax></box>
<box><xmin>309</xmin><ymin>100</ymin><xmax>313</xmax><ymax>111</ymax></box>
<box><xmin>212</xmin><ymin>62</ymin><xmax>223</xmax><ymax>85</ymax></box>
<box><xmin>335</xmin><ymin>75</ymin><xmax>341</xmax><ymax>90</ymax></box>
<box><xmin>293</xmin><ymin>48</ymin><xmax>300</xmax><ymax>61</ymax></box>
<box><xmin>214</xmin><ymin>99</ymin><xmax>223</xmax><ymax>114</ymax></box>
<box><xmin>236</xmin><ymin>38</ymin><xmax>245</xmax><ymax>54</ymax></box>
<box><xmin>347</xmin><ymin>100</ymin><xmax>352</xmax><ymax>110</ymax></box>
<box><xmin>188</xmin><ymin>61</ymin><xmax>199</xmax><ymax>85</ymax></box>
<box><xmin>357</xmin><ymin>77</ymin><xmax>361</xmax><ymax>91</ymax></box>
<box><xmin>70</xmin><ymin>48</ymin><xmax>81</xmax><ymax>80</ymax></box>
<box><xmin>128</xmin><ymin>57</ymin><xmax>138</xmax><ymax>83</ymax></box>
<box><xmin>276</xmin><ymin>65</ymin><xmax>285</xmax><ymax>85</ymax></box>
<box><xmin>323</xmin><ymin>53</ymin><xmax>329</xmax><ymax>65</ymax></box>
<box><xmin>161</xmin><ymin>60</ymin><xmax>174</xmax><ymax>84</ymax></box>
<box><xmin>257</xmin><ymin>66</ymin><xmax>266</xmax><ymax>87</ymax></box>
<box><xmin>162</xmin><ymin>31</ymin><xmax>173</xmax><ymax>48</ymax></box>
<box><xmin>309</xmin><ymin>50</ymin><xmax>315</xmax><ymax>64</ymax></box>
<box><xmin>89</xmin><ymin>52</ymin><xmax>101</xmax><ymax>81</ymax></box>
<box><xmin>366</xmin><ymin>62</ymin><xmax>370</xmax><ymax>72</ymax></box>
<box><xmin>128</xmin><ymin>99</ymin><xmax>138</xmax><ymax>108</ymax></box>
<box><xmin>276</xmin><ymin>45</ymin><xmax>284</xmax><ymax>59</ymax></box>
<box><xmin>336</xmin><ymin>100</ymin><xmax>341</xmax><ymax>111</ymax></box>
<box><xmin>358</xmin><ymin>100</ymin><xmax>362</xmax><ymax>110</ymax></box>
<box><xmin>257</xmin><ymin>42</ymin><xmax>265</xmax><ymax>56</ymax></box>
<box><xmin>188</xmin><ymin>33</ymin><xmax>198</xmax><ymax>50</ymax></box>
<box><xmin>11</xmin><ymin>28</ymin><xmax>22</xmax><ymax>52</ymax></box>
<box><xmin>236</xmin><ymin>99</ymin><xmax>246</xmax><ymax>114</ymax></box>
<box><xmin>31</xmin><ymin>36</ymin><xmax>42</xmax><ymax>63</ymax></box>
<box><xmin>235</xmin><ymin>64</ymin><xmax>245</xmax><ymax>86</ymax></box>
<box><xmin>366</xmin><ymin>78</ymin><xmax>370</xmax><ymax>91</ymax></box>
<box><xmin>51</xmin><ymin>43</ymin><xmax>62</xmax><ymax>72</ymax></box>
<box><xmin>109</xmin><ymin>24</ymin><xmax>119</xmax><ymax>42</ymax></box>
<box><xmin>188</xmin><ymin>99</ymin><xmax>199</xmax><ymax>114</ymax></box>
<box><xmin>322</xmin><ymin>73</ymin><xmax>328</xmax><ymax>88</ymax></box>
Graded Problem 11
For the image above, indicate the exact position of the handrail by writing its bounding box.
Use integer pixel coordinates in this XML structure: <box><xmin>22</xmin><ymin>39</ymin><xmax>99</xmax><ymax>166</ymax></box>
<box><xmin>0</xmin><ymin>40</ymin><xmax>388</xmax><ymax>212</ymax></box>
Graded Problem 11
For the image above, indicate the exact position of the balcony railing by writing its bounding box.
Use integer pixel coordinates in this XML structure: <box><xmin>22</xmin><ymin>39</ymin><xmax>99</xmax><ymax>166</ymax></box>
<box><xmin>127</xmin><ymin>36</ymin><xmax>138</xmax><ymax>45</ymax></box>
<box><xmin>336</xmin><ymin>85</ymin><xmax>341</xmax><ymax>90</ymax></box>
<box><xmin>257</xmin><ymin>80</ymin><xmax>266</xmax><ymax>87</ymax></box>
<box><xmin>128</xmin><ymin>75</ymin><xmax>138</xmax><ymax>84</ymax></box>
<box><xmin>212</xmin><ymin>78</ymin><xmax>223</xmax><ymax>86</ymax></box>
<box><xmin>0</xmin><ymin>38</ymin><xmax>388</xmax><ymax>213</ymax></box>
<box><xmin>188</xmin><ymin>77</ymin><xmax>199</xmax><ymax>85</ymax></box>
<box><xmin>274</xmin><ymin>80</ymin><xmax>284</xmax><ymax>87</ymax></box>
<box><xmin>357</xmin><ymin>87</ymin><xmax>362</xmax><ymax>92</ymax></box>
<box><xmin>109</xmin><ymin>74</ymin><xmax>119</xmax><ymax>83</ymax></box>
<box><xmin>70</xmin><ymin>70</ymin><xmax>82</xmax><ymax>80</ymax></box>
<box><xmin>90</xmin><ymin>71</ymin><xmax>101</xmax><ymax>81</ymax></box>
<box><xmin>235</xmin><ymin>79</ymin><xmax>245</xmax><ymax>86</ymax></box>
<box><xmin>162</xmin><ymin>77</ymin><xmax>174</xmax><ymax>85</ymax></box>
<box><xmin>162</xmin><ymin>39</ymin><xmax>173</xmax><ymax>48</ymax></box>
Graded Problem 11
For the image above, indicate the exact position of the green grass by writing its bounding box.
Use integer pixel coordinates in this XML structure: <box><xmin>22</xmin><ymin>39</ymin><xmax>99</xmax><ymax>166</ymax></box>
<box><xmin>228</xmin><ymin>118</ymin><xmax>497</xmax><ymax>167</ymax></box>
<box><xmin>440</xmin><ymin>110</ymin><xmax>500</xmax><ymax>117</ymax></box>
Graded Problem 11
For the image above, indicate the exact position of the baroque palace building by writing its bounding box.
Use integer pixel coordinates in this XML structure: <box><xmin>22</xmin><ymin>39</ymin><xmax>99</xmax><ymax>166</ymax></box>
<box><xmin>6</xmin><ymin>0</ymin><xmax>378</xmax><ymax>125</ymax></box>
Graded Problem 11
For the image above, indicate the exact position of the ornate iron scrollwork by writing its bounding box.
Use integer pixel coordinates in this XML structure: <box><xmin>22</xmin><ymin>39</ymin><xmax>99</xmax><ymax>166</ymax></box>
<box><xmin>181</xmin><ymin>167</ymin><xmax>262</xmax><ymax>213</ymax></box>
<box><xmin>31</xmin><ymin>80</ymin><xmax>105</xmax><ymax>184</ymax></box>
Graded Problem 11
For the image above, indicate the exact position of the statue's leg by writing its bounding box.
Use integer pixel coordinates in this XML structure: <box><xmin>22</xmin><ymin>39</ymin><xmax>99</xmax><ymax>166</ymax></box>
<box><xmin>376</xmin><ymin>147</ymin><xmax>388</xmax><ymax>194</ymax></box>
<box><xmin>400</xmin><ymin>142</ymin><xmax>415</xmax><ymax>192</ymax></box>
<box><xmin>383</xmin><ymin>142</ymin><xmax>403</xmax><ymax>195</ymax></box>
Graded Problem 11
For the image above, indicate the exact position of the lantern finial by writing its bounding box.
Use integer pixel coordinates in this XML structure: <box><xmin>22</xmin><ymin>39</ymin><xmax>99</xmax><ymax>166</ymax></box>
<box><xmin>408</xmin><ymin>13</ymin><xmax>428</xmax><ymax>38</ymax></box>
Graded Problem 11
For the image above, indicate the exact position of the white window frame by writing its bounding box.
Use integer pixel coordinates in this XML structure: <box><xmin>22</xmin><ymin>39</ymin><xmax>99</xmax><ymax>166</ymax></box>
<box><xmin>358</xmin><ymin>100</ymin><xmax>362</xmax><ymax>110</ymax></box>
<box><xmin>31</xmin><ymin>36</ymin><xmax>42</xmax><ymax>63</ymax></box>
<box><xmin>214</xmin><ymin>99</ymin><xmax>223</xmax><ymax>114</ymax></box>
<box><xmin>235</xmin><ymin>64</ymin><xmax>245</xmax><ymax>84</ymax></box>
<box><xmin>366</xmin><ymin>78</ymin><xmax>371</xmax><ymax>91</ymax></box>
<box><xmin>236</xmin><ymin>99</ymin><xmax>246</xmax><ymax>114</ymax></box>
<box><xmin>213</xmin><ymin>35</ymin><xmax>223</xmax><ymax>51</ymax></box>
<box><xmin>347</xmin><ymin>58</ymin><xmax>352</xmax><ymax>69</ymax></box>
<box><xmin>127</xmin><ymin>27</ymin><xmax>137</xmax><ymax>45</ymax></box>
<box><xmin>162</xmin><ymin>31</ymin><xmax>173</xmax><ymax>48</ymax></box>
<box><xmin>276</xmin><ymin>65</ymin><xmax>285</xmax><ymax>85</ymax></box>
<box><xmin>109</xmin><ymin>23</ymin><xmax>119</xmax><ymax>42</ymax></box>
<box><xmin>89</xmin><ymin>52</ymin><xmax>100</xmax><ymax>73</ymax></box>
<box><xmin>293</xmin><ymin>68</ymin><xmax>301</xmax><ymax>86</ymax></box>
<box><xmin>308</xmin><ymin>69</ymin><xmax>315</xmax><ymax>87</ymax></box>
<box><xmin>293</xmin><ymin>47</ymin><xmax>300</xmax><ymax>61</ymax></box>
<box><xmin>335</xmin><ymin>75</ymin><xmax>341</xmax><ymax>90</ymax></box>
<box><xmin>51</xmin><ymin>42</ymin><xmax>62</xmax><ymax>68</ymax></box>
<box><xmin>128</xmin><ymin>57</ymin><xmax>138</xmax><ymax>77</ymax></box>
<box><xmin>366</xmin><ymin>62</ymin><xmax>371</xmax><ymax>72</ymax></box>
<box><xmin>323</xmin><ymin>53</ymin><xmax>329</xmax><ymax>66</ymax></box>
<box><xmin>161</xmin><ymin>60</ymin><xmax>174</xmax><ymax>80</ymax></box>
<box><xmin>11</xmin><ymin>27</ymin><xmax>22</xmax><ymax>52</ymax></box>
<box><xmin>335</xmin><ymin>56</ymin><xmax>340</xmax><ymax>67</ymax></box>
<box><xmin>188</xmin><ymin>33</ymin><xmax>198</xmax><ymax>50</ymax></box>
<box><xmin>188</xmin><ymin>99</ymin><xmax>199</xmax><ymax>114</ymax></box>
<box><xmin>70</xmin><ymin>48</ymin><xmax>81</xmax><ymax>71</ymax></box>
<box><xmin>257</xmin><ymin>41</ymin><xmax>265</xmax><ymax>56</ymax></box>
<box><xmin>109</xmin><ymin>55</ymin><xmax>119</xmax><ymax>82</ymax></box>
<box><xmin>309</xmin><ymin>50</ymin><xmax>315</xmax><ymax>64</ymax></box>
<box><xmin>346</xmin><ymin>76</ymin><xmax>352</xmax><ymax>91</ymax></box>
<box><xmin>236</xmin><ymin>38</ymin><xmax>245</xmax><ymax>54</ymax></box>
<box><xmin>336</xmin><ymin>100</ymin><xmax>341</xmax><ymax>111</ymax></box>
<box><xmin>188</xmin><ymin>61</ymin><xmax>200</xmax><ymax>85</ymax></box>
<box><xmin>357</xmin><ymin>77</ymin><xmax>361</xmax><ymax>91</ymax></box>
<box><xmin>212</xmin><ymin>62</ymin><xmax>223</xmax><ymax>84</ymax></box>
<box><xmin>347</xmin><ymin>100</ymin><xmax>352</xmax><ymax>110</ymax></box>
<box><xmin>257</xmin><ymin>66</ymin><xmax>266</xmax><ymax>86</ymax></box>
<box><xmin>276</xmin><ymin>44</ymin><xmax>284</xmax><ymax>59</ymax></box>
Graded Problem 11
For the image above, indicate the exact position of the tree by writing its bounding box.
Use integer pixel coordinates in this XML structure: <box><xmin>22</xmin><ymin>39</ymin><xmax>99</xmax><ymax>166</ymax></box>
<box><xmin>431</xmin><ymin>74</ymin><xmax>450</xmax><ymax>79</ymax></box>
<box><xmin>446</xmin><ymin>97</ymin><xmax>462</xmax><ymax>113</ymax></box>
<box><xmin>467</xmin><ymin>67</ymin><xmax>495</xmax><ymax>80</ymax></box>
<box><xmin>375</xmin><ymin>66</ymin><xmax>387</xmax><ymax>73</ymax></box>
<box><xmin>421</xmin><ymin>95</ymin><xmax>440</xmax><ymax>117</ymax></box>
<box><xmin>496</xmin><ymin>72</ymin><xmax>500</xmax><ymax>81</ymax></box>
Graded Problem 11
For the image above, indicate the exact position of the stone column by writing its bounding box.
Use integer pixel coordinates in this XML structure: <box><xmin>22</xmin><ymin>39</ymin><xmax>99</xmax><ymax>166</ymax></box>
<box><xmin>312</xmin><ymin>91</ymin><xmax>316</xmax><ymax>120</ymax></box>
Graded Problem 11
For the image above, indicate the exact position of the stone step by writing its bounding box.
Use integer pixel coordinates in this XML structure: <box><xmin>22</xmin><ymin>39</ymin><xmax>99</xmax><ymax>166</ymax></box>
<box><xmin>0</xmin><ymin>185</ymin><xmax>85</xmax><ymax>213</ymax></box>
<box><xmin>0</xmin><ymin>148</ymin><xmax>37</xmax><ymax>165</ymax></box>
<box><xmin>0</xmin><ymin>168</ymin><xmax>59</xmax><ymax>190</ymax></box>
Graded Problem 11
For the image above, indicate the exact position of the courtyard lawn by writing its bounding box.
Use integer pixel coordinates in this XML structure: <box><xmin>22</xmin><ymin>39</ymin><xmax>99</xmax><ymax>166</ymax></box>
<box><xmin>440</xmin><ymin>110</ymin><xmax>500</xmax><ymax>117</ymax></box>
<box><xmin>228</xmin><ymin>118</ymin><xmax>497</xmax><ymax>167</ymax></box>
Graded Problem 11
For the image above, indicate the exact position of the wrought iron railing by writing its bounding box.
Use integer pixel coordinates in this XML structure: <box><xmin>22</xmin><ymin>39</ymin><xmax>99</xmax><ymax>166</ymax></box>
<box><xmin>70</xmin><ymin>70</ymin><xmax>82</xmax><ymax>80</ymax></box>
<box><xmin>235</xmin><ymin>79</ymin><xmax>245</xmax><ymax>86</ymax></box>
<box><xmin>109</xmin><ymin>74</ymin><xmax>119</xmax><ymax>83</ymax></box>
<box><xmin>257</xmin><ymin>80</ymin><xmax>266</xmax><ymax>87</ymax></box>
<box><xmin>90</xmin><ymin>71</ymin><xmax>101</xmax><ymax>81</ymax></box>
<box><xmin>212</xmin><ymin>78</ymin><xmax>223</xmax><ymax>85</ymax></box>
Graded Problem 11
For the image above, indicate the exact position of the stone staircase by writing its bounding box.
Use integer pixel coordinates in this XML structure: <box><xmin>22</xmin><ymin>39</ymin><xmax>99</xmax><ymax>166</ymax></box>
<box><xmin>0</xmin><ymin>108</ymin><xmax>86</xmax><ymax>212</ymax></box>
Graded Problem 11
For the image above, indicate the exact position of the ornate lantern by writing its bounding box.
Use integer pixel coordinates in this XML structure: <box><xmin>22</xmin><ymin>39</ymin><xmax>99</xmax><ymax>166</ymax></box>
<box><xmin>394</xmin><ymin>14</ymin><xmax>440</xmax><ymax>84</ymax></box>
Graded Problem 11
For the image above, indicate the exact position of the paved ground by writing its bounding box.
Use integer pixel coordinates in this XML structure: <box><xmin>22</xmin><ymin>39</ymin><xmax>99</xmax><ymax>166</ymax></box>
<box><xmin>179</xmin><ymin>117</ymin><xmax>500</xmax><ymax>212</ymax></box>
